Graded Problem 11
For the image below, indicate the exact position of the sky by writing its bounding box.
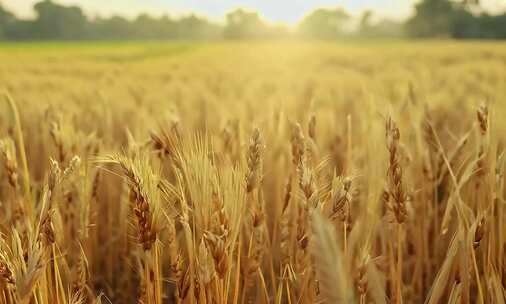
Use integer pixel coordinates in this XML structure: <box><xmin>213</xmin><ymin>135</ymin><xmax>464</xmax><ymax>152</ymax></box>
<box><xmin>3</xmin><ymin>0</ymin><xmax>506</xmax><ymax>24</ymax></box>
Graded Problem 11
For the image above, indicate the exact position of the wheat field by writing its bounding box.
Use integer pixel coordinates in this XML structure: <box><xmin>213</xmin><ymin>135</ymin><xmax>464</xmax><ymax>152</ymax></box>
<box><xmin>1</xmin><ymin>40</ymin><xmax>506</xmax><ymax>303</ymax></box>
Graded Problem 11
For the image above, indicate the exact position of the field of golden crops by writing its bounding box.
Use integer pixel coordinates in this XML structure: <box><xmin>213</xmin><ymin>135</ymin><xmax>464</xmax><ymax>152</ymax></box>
<box><xmin>1</xmin><ymin>40</ymin><xmax>506</xmax><ymax>303</ymax></box>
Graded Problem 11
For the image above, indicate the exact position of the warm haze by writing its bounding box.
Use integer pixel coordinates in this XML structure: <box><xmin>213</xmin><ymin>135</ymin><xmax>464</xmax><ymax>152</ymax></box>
<box><xmin>4</xmin><ymin>0</ymin><xmax>506</xmax><ymax>23</ymax></box>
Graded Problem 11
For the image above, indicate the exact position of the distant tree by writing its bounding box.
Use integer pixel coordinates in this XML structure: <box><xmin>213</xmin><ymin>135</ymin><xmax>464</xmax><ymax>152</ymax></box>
<box><xmin>177</xmin><ymin>14</ymin><xmax>221</xmax><ymax>39</ymax></box>
<box><xmin>357</xmin><ymin>11</ymin><xmax>404</xmax><ymax>38</ymax></box>
<box><xmin>406</xmin><ymin>0</ymin><xmax>506</xmax><ymax>39</ymax></box>
<box><xmin>452</xmin><ymin>10</ymin><xmax>506</xmax><ymax>39</ymax></box>
<box><xmin>299</xmin><ymin>8</ymin><xmax>350</xmax><ymax>39</ymax></box>
<box><xmin>157</xmin><ymin>15</ymin><xmax>178</xmax><ymax>39</ymax></box>
<box><xmin>224</xmin><ymin>9</ymin><xmax>267</xmax><ymax>39</ymax></box>
<box><xmin>0</xmin><ymin>5</ymin><xmax>14</xmax><ymax>24</ymax></box>
<box><xmin>480</xmin><ymin>13</ymin><xmax>506</xmax><ymax>38</ymax></box>
<box><xmin>89</xmin><ymin>16</ymin><xmax>133</xmax><ymax>40</ymax></box>
<box><xmin>449</xmin><ymin>8</ymin><xmax>478</xmax><ymax>38</ymax></box>
<box><xmin>406</xmin><ymin>0</ymin><xmax>456</xmax><ymax>37</ymax></box>
<box><xmin>453</xmin><ymin>0</ymin><xmax>506</xmax><ymax>38</ymax></box>
<box><xmin>133</xmin><ymin>14</ymin><xmax>177</xmax><ymax>39</ymax></box>
<box><xmin>33</xmin><ymin>0</ymin><xmax>88</xmax><ymax>39</ymax></box>
<box><xmin>0</xmin><ymin>4</ymin><xmax>15</xmax><ymax>39</ymax></box>
<box><xmin>359</xmin><ymin>10</ymin><xmax>373</xmax><ymax>36</ymax></box>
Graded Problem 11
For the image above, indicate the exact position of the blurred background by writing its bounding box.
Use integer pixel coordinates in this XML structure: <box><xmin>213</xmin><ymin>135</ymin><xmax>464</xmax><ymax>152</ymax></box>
<box><xmin>0</xmin><ymin>0</ymin><xmax>505</xmax><ymax>41</ymax></box>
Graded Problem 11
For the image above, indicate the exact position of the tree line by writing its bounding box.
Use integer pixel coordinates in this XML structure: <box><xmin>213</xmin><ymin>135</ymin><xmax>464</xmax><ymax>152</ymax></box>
<box><xmin>0</xmin><ymin>0</ymin><xmax>505</xmax><ymax>41</ymax></box>
<box><xmin>408</xmin><ymin>0</ymin><xmax>506</xmax><ymax>38</ymax></box>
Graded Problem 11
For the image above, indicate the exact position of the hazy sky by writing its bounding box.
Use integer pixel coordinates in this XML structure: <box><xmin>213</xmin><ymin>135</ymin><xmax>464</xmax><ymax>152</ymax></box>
<box><xmin>3</xmin><ymin>0</ymin><xmax>506</xmax><ymax>24</ymax></box>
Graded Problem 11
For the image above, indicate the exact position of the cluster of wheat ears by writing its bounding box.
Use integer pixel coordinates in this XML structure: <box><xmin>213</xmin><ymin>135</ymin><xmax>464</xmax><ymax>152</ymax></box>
<box><xmin>0</xmin><ymin>91</ymin><xmax>503</xmax><ymax>304</ymax></box>
<box><xmin>0</xmin><ymin>43</ymin><xmax>505</xmax><ymax>304</ymax></box>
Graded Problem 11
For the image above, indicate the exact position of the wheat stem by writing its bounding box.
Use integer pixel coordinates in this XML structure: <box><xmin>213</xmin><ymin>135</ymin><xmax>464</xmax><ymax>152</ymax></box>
<box><xmin>5</xmin><ymin>92</ymin><xmax>32</xmax><ymax>218</ymax></box>
<box><xmin>396</xmin><ymin>223</ymin><xmax>403</xmax><ymax>304</ymax></box>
